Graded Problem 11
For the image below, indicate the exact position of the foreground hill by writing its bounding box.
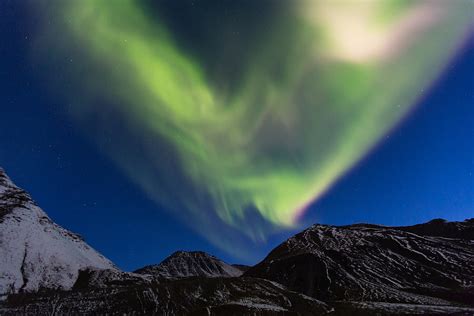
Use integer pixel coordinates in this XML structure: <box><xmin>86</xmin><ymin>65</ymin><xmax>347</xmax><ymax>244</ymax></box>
<box><xmin>245</xmin><ymin>219</ymin><xmax>474</xmax><ymax>307</ymax></box>
<box><xmin>3</xmin><ymin>277</ymin><xmax>332</xmax><ymax>315</ymax></box>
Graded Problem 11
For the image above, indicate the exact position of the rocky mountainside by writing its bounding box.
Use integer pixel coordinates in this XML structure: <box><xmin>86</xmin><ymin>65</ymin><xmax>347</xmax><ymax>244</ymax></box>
<box><xmin>245</xmin><ymin>219</ymin><xmax>474</xmax><ymax>307</ymax></box>
<box><xmin>1</xmin><ymin>167</ymin><xmax>473</xmax><ymax>315</ymax></box>
<box><xmin>0</xmin><ymin>168</ymin><xmax>332</xmax><ymax>315</ymax></box>
<box><xmin>134</xmin><ymin>251</ymin><xmax>243</xmax><ymax>279</ymax></box>
<box><xmin>0</xmin><ymin>168</ymin><xmax>116</xmax><ymax>298</ymax></box>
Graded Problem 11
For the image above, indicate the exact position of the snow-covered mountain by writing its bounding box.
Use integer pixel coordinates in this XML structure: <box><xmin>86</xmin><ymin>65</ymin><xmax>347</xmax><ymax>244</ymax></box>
<box><xmin>0</xmin><ymin>168</ymin><xmax>331</xmax><ymax>315</ymax></box>
<box><xmin>245</xmin><ymin>219</ymin><xmax>474</xmax><ymax>306</ymax></box>
<box><xmin>1</xmin><ymin>167</ymin><xmax>473</xmax><ymax>314</ymax></box>
<box><xmin>0</xmin><ymin>168</ymin><xmax>116</xmax><ymax>297</ymax></box>
<box><xmin>134</xmin><ymin>251</ymin><xmax>243</xmax><ymax>279</ymax></box>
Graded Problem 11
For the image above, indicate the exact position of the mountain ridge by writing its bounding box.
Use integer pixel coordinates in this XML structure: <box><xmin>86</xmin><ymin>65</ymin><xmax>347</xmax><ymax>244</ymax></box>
<box><xmin>244</xmin><ymin>219</ymin><xmax>474</xmax><ymax>306</ymax></box>
<box><xmin>0</xmin><ymin>167</ymin><xmax>473</xmax><ymax>315</ymax></box>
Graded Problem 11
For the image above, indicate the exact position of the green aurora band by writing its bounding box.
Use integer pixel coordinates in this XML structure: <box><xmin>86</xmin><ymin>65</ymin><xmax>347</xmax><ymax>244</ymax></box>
<box><xmin>33</xmin><ymin>0</ymin><xmax>472</xmax><ymax>254</ymax></box>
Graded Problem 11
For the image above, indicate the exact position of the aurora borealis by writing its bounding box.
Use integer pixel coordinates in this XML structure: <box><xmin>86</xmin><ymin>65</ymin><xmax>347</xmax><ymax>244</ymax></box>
<box><xmin>31</xmin><ymin>0</ymin><xmax>472</xmax><ymax>255</ymax></box>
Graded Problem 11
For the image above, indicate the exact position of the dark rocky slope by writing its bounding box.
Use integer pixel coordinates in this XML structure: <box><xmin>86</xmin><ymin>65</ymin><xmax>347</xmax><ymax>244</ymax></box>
<box><xmin>245</xmin><ymin>219</ymin><xmax>474</xmax><ymax>307</ymax></box>
<box><xmin>2</xmin><ymin>277</ymin><xmax>332</xmax><ymax>315</ymax></box>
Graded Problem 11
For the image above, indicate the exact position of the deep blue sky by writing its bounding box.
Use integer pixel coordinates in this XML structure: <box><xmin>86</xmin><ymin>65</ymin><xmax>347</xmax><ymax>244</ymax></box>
<box><xmin>0</xmin><ymin>2</ymin><xmax>472</xmax><ymax>271</ymax></box>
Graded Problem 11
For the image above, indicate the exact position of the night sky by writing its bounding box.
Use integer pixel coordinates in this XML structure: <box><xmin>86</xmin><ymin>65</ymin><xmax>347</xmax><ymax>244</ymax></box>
<box><xmin>0</xmin><ymin>1</ymin><xmax>473</xmax><ymax>271</ymax></box>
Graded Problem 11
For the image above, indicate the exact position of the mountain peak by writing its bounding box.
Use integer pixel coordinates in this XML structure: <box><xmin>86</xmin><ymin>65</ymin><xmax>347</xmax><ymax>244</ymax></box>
<box><xmin>0</xmin><ymin>167</ymin><xmax>116</xmax><ymax>297</ymax></box>
<box><xmin>134</xmin><ymin>250</ymin><xmax>243</xmax><ymax>279</ymax></box>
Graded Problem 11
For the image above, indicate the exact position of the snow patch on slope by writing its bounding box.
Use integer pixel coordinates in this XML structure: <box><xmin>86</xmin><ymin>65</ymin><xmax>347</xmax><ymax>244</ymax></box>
<box><xmin>0</xmin><ymin>168</ymin><xmax>116</xmax><ymax>297</ymax></box>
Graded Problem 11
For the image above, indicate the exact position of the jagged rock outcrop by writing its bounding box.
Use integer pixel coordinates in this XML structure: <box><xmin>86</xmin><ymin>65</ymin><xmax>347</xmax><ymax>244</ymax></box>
<box><xmin>134</xmin><ymin>251</ymin><xmax>243</xmax><ymax>279</ymax></box>
<box><xmin>0</xmin><ymin>168</ymin><xmax>116</xmax><ymax>297</ymax></box>
<box><xmin>245</xmin><ymin>219</ymin><xmax>474</xmax><ymax>307</ymax></box>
